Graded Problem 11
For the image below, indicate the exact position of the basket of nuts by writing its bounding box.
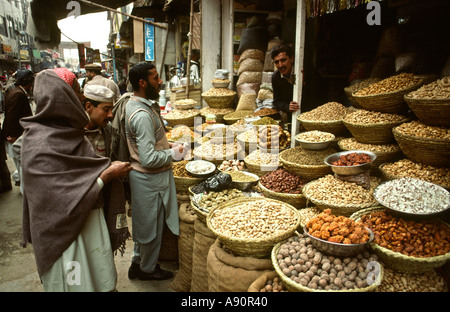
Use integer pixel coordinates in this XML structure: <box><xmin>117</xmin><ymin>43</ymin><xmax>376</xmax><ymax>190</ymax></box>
<box><xmin>244</xmin><ymin>149</ymin><xmax>281</xmax><ymax>177</ymax></box>
<box><xmin>173</xmin><ymin>160</ymin><xmax>208</xmax><ymax>191</ymax></box>
<box><xmin>342</xmin><ymin>109</ymin><xmax>411</xmax><ymax>144</ymax></box>
<box><xmin>392</xmin><ymin>121</ymin><xmax>450</xmax><ymax>167</ymax></box>
<box><xmin>272</xmin><ymin>234</ymin><xmax>384</xmax><ymax>292</ymax></box>
<box><xmin>344</xmin><ymin>78</ymin><xmax>381</xmax><ymax>108</ymax></box>
<box><xmin>351</xmin><ymin>207</ymin><xmax>450</xmax><ymax>274</ymax></box>
<box><xmin>302</xmin><ymin>175</ymin><xmax>381</xmax><ymax>217</ymax></box>
<box><xmin>297</xmin><ymin>102</ymin><xmax>350</xmax><ymax>136</ymax></box>
<box><xmin>404</xmin><ymin>77</ymin><xmax>450</xmax><ymax>127</ymax></box>
<box><xmin>201</xmin><ymin>88</ymin><xmax>236</xmax><ymax>108</ymax></box>
<box><xmin>206</xmin><ymin>197</ymin><xmax>301</xmax><ymax>258</ymax></box>
<box><xmin>258</xmin><ymin>168</ymin><xmax>308</xmax><ymax>209</ymax></box>
<box><xmin>163</xmin><ymin>108</ymin><xmax>200</xmax><ymax>127</ymax></box>
<box><xmin>279</xmin><ymin>146</ymin><xmax>336</xmax><ymax>181</ymax></box>
<box><xmin>352</xmin><ymin>73</ymin><xmax>423</xmax><ymax>114</ymax></box>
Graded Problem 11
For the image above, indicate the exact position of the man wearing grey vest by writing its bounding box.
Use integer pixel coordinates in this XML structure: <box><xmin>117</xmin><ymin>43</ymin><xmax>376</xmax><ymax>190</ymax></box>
<box><xmin>125</xmin><ymin>61</ymin><xmax>185</xmax><ymax>281</ymax></box>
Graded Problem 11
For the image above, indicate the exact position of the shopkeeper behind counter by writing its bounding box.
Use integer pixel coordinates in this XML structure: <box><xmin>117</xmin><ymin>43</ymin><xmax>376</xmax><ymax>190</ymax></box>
<box><xmin>271</xmin><ymin>44</ymin><xmax>300</xmax><ymax>123</ymax></box>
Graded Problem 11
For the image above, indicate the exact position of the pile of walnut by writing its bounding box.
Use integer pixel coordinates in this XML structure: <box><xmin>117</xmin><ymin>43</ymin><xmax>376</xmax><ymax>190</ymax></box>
<box><xmin>257</xmin><ymin>125</ymin><xmax>291</xmax><ymax>149</ymax></box>
<box><xmin>306</xmin><ymin>209</ymin><xmax>370</xmax><ymax>244</ymax></box>
<box><xmin>360</xmin><ymin>210</ymin><xmax>450</xmax><ymax>257</ymax></box>
<box><xmin>276</xmin><ymin>234</ymin><xmax>380</xmax><ymax>290</ymax></box>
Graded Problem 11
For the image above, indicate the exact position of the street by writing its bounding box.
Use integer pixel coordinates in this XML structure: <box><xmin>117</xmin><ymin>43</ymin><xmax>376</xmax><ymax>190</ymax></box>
<box><xmin>0</xmin><ymin>157</ymin><xmax>178</xmax><ymax>292</ymax></box>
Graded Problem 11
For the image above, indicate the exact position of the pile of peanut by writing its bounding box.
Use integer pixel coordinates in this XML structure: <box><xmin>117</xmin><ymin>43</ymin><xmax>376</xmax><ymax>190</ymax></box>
<box><xmin>202</xmin><ymin>87</ymin><xmax>236</xmax><ymax>96</ymax></box>
<box><xmin>360</xmin><ymin>210</ymin><xmax>450</xmax><ymax>257</ymax></box>
<box><xmin>381</xmin><ymin>158</ymin><xmax>450</xmax><ymax>188</ymax></box>
<box><xmin>339</xmin><ymin>137</ymin><xmax>400</xmax><ymax>153</ymax></box>
<box><xmin>376</xmin><ymin>268</ymin><xmax>447</xmax><ymax>292</ymax></box>
<box><xmin>299</xmin><ymin>102</ymin><xmax>348</xmax><ymax>121</ymax></box>
<box><xmin>260</xmin><ymin>168</ymin><xmax>307</xmax><ymax>194</ymax></box>
<box><xmin>395</xmin><ymin>120</ymin><xmax>450</xmax><ymax>140</ymax></box>
<box><xmin>298</xmin><ymin>207</ymin><xmax>323</xmax><ymax>227</ymax></box>
<box><xmin>346</xmin><ymin>78</ymin><xmax>381</xmax><ymax>93</ymax></box>
<box><xmin>407</xmin><ymin>76</ymin><xmax>450</xmax><ymax>99</ymax></box>
<box><xmin>303</xmin><ymin>175</ymin><xmax>380</xmax><ymax>207</ymax></box>
<box><xmin>209</xmin><ymin>199</ymin><xmax>299</xmax><ymax>239</ymax></box>
<box><xmin>344</xmin><ymin>109</ymin><xmax>409</xmax><ymax>124</ymax></box>
<box><xmin>354</xmin><ymin>73</ymin><xmax>421</xmax><ymax>96</ymax></box>
<box><xmin>296</xmin><ymin>130</ymin><xmax>335</xmax><ymax>143</ymax></box>
<box><xmin>164</xmin><ymin>108</ymin><xmax>199</xmax><ymax>119</ymax></box>
<box><xmin>276</xmin><ymin>235</ymin><xmax>380</xmax><ymax>290</ymax></box>
<box><xmin>281</xmin><ymin>146</ymin><xmax>339</xmax><ymax>166</ymax></box>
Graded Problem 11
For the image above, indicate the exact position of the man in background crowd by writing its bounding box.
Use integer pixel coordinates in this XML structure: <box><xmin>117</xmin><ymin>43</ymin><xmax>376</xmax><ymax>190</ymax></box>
<box><xmin>85</xmin><ymin>63</ymin><xmax>121</xmax><ymax>103</ymax></box>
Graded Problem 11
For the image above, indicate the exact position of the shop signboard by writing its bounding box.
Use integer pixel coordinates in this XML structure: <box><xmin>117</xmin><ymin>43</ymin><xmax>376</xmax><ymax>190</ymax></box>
<box><xmin>144</xmin><ymin>18</ymin><xmax>154</xmax><ymax>61</ymax></box>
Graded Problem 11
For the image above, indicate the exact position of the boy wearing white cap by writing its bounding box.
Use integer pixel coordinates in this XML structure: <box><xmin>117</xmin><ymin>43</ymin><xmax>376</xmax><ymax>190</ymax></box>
<box><xmin>83</xmin><ymin>84</ymin><xmax>115</xmax><ymax>157</ymax></box>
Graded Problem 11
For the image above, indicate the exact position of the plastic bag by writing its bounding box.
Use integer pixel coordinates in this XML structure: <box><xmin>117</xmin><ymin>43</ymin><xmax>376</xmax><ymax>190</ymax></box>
<box><xmin>204</xmin><ymin>172</ymin><xmax>232</xmax><ymax>192</ymax></box>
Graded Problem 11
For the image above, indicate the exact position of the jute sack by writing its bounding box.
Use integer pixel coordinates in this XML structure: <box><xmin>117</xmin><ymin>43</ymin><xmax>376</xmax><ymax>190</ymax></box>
<box><xmin>207</xmin><ymin>239</ymin><xmax>273</xmax><ymax>292</ymax></box>
<box><xmin>236</xmin><ymin>93</ymin><xmax>257</xmax><ymax>111</ymax></box>
<box><xmin>248</xmin><ymin>271</ymin><xmax>279</xmax><ymax>292</ymax></box>
<box><xmin>238</xmin><ymin>58</ymin><xmax>264</xmax><ymax>75</ymax></box>
<box><xmin>239</xmin><ymin>49</ymin><xmax>265</xmax><ymax>64</ymax></box>
<box><xmin>237</xmin><ymin>71</ymin><xmax>262</xmax><ymax>86</ymax></box>
<box><xmin>190</xmin><ymin>218</ymin><xmax>217</xmax><ymax>292</ymax></box>
<box><xmin>171</xmin><ymin>202</ymin><xmax>196</xmax><ymax>292</ymax></box>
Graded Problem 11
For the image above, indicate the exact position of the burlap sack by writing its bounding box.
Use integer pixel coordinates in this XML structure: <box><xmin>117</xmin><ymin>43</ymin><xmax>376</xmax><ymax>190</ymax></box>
<box><xmin>248</xmin><ymin>271</ymin><xmax>279</xmax><ymax>292</ymax></box>
<box><xmin>171</xmin><ymin>203</ymin><xmax>196</xmax><ymax>292</ymax></box>
<box><xmin>237</xmin><ymin>71</ymin><xmax>262</xmax><ymax>86</ymax></box>
<box><xmin>238</xmin><ymin>58</ymin><xmax>264</xmax><ymax>75</ymax></box>
<box><xmin>190</xmin><ymin>218</ymin><xmax>216</xmax><ymax>292</ymax></box>
<box><xmin>257</xmin><ymin>88</ymin><xmax>273</xmax><ymax>101</ymax></box>
<box><xmin>237</xmin><ymin>83</ymin><xmax>260</xmax><ymax>99</ymax></box>
<box><xmin>207</xmin><ymin>239</ymin><xmax>273</xmax><ymax>292</ymax></box>
<box><xmin>236</xmin><ymin>93</ymin><xmax>257</xmax><ymax>111</ymax></box>
<box><xmin>263</xmin><ymin>52</ymin><xmax>275</xmax><ymax>72</ymax></box>
<box><xmin>239</xmin><ymin>49</ymin><xmax>265</xmax><ymax>64</ymax></box>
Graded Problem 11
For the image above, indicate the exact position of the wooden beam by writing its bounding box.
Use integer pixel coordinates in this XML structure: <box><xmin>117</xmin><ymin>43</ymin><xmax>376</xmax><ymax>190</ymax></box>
<box><xmin>291</xmin><ymin>0</ymin><xmax>306</xmax><ymax>147</ymax></box>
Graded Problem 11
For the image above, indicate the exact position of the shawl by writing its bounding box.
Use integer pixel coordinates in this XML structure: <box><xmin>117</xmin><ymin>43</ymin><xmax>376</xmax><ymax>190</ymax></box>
<box><xmin>20</xmin><ymin>69</ymin><xmax>111</xmax><ymax>276</ymax></box>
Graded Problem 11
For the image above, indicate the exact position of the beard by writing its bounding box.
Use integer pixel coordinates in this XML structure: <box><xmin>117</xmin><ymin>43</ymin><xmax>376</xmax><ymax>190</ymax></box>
<box><xmin>145</xmin><ymin>82</ymin><xmax>160</xmax><ymax>100</ymax></box>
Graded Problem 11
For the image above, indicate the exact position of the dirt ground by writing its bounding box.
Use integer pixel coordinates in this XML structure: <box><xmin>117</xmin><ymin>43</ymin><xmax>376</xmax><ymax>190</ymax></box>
<box><xmin>0</xmin><ymin>157</ymin><xmax>178</xmax><ymax>292</ymax></box>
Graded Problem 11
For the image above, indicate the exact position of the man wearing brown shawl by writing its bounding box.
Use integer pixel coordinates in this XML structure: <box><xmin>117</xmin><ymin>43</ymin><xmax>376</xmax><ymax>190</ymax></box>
<box><xmin>20</xmin><ymin>68</ymin><xmax>132</xmax><ymax>292</ymax></box>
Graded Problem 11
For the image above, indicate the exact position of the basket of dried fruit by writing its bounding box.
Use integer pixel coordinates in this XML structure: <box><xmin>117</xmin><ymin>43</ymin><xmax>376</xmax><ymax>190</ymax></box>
<box><xmin>392</xmin><ymin>121</ymin><xmax>450</xmax><ymax>167</ymax></box>
<box><xmin>344</xmin><ymin>78</ymin><xmax>381</xmax><ymax>108</ymax></box>
<box><xmin>297</xmin><ymin>102</ymin><xmax>350</xmax><ymax>136</ymax></box>
<box><xmin>173</xmin><ymin>160</ymin><xmax>207</xmax><ymax>192</ymax></box>
<box><xmin>378</xmin><ymin>159</ymin><xmax>450</xmax><ymax>190</ymax></box>
<box><xmin>258</xmin><ymin>168</ymin><xmax>308</xmax><ymax>209</ymax></box>
<box><xmin>342</xmin><ymin>109</ymin><xmax>411</xmax><ymax>144</ymax></box>
<box><xmin>271</xmin><ymin>234</ymin><xmax>384</xmax><ymax>292</ymax></box>
<box><xmin>337</xmin><ymin>138</ymin><xmax>403</xmax><ymax>176</ymax></box>
<box><xmin>163</xmin><ymin>108</ymin><xmax>200</xmax><ymax>127</ymax></box>
<box><xmin>279</xmin><ymin>146</ymin><xmax>336</xmax><ymax>181</ymax></box>
<box><xmin>352</xmin><ymin>73</ymin><xmax>423</xmax><ymax>114</ymax></box>
<box><xmin>302</xmin><ymin>175</ymin><xmax>382</xmax><ymax>217</ymax></box>
<box><xmin>404</xmin><ymin>77</ymin><xmax>450</xmax><ymax>127</ymax></box>
<box><xmin>202</xmin><ymin>88</ymin><xmax>236</xmax><ymax>108</ymax></box>
<box><xmin>351</xmin><ymin>207</ymin><xmax>450</xmax><ymax>273</ymax></box>
<box><xmin>206</xmin><ymin>197</ymin><xmax>301</xmax><ymax>258</ymax></box>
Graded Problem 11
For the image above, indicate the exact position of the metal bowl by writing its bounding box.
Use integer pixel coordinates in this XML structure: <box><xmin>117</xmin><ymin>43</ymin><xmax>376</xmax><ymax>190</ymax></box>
<box><xmin>303</xmin><ymin>226</ymin><xmax>374</xmax><ymax>257</ymax></box>
<box><xmin>185</xmin><ymin>160</ymin><xmax>216</xmax><ymax>178</ymax></box>
<box><xmin>324</xmin><ymin>150</ymin><xmax>377</xmax><ymax>176</ymax></box>
<box><xmin>295</xmin><ymin>131</ymin><xmax>335</xmax><ymax>150</ymax></box>
<box><xmin>228</xmin><ymin>171</ymin><xmax>260</xmax><ymax>191</ymax></box>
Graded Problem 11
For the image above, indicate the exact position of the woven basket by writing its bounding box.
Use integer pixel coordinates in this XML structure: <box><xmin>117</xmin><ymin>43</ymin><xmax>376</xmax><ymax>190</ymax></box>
<box><xmin>378</xmin><ymin>162</ymin><xmax>450</xmax><ymax>191</ymax></box>
<box><xmin>302</xmin><ymin>180</ymin><xmax>381</xmax><ymax>217</ymax></box>
<box><xmin>236</xmin><ymin>136</ymin><xmax>258</xmax><ymax>156</ymax></box>
<box><xmin>164</xmin><ymin>111</ymin><xmax>200</xmax><ymax>127</ymax></box>
<box><xmin>297</xmin><ymin>118</ymin><xmax>348</xmax><ymax>137</ymax></box>
<box><xmin>257</xmin><ymin>181</ymin><xmax>307</xmax><ymax>209</ymax></box>
<box><xmin>344</xmin><ymin>78</ymin><xmax>381</xmax><ymax>109</ymax></box>
<box><xmin>206</xmin><ymin>197</ymin><xmax>301</xmax><ymax>258</ymax></box>
<box><xmin>201</xmin><ymin>93</ymin><xmax>236</xmax><ymax>109</ymax></box>
<box><xmin>174</xmin><ymin>175</ymin><xmax>205</xmax><ymax>192</ymax></box>
<box><xmin>350</xmin><ymin>207</ymin><xmax>450</xmax><ymax>273</ymax></box>
<box><xmin>244</xmin><ymin>158</ymin><xmax>280</xmax><ymax>177</ymax></box>
<box><xmin>343</xmin><ymin>117</ymin><xmax>410</xmax><ymax>144</ymax></box>
<box><xmin>352</xmin><ymin>80</ymin><xmax>423</xmax><ymax>114</ymax></box>
<box><xmin>190</xmin><ymin>199</ymin><xmax>208</xmax><ymax>224</ymax></box>
<box><xmin>279</xmin><ymin>149</ymin><xmax>332</xmax><ymax>181</ymax></box>
<box><xmin>404</xmin><ymin>95</ymin><xmax>450</xmax><ymax>127</ymax></box>
<box><xmin>392</xmin><ymin>126</ymin><xmax>450</xmax><ymax>167</ymax></box>
<box><xmin>271</xmin><ymin>238</ymin><xmax>384</xmax><ymax>292</ymax></box>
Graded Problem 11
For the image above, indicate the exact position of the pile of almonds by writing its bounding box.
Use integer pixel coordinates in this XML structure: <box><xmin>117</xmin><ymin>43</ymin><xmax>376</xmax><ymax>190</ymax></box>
<box><xmin>355</xmin><ymin>73</ymin><xmax>421</xmax><ymax>96</ymax></box>
<box><xmin>395</xmin><ymin>120</ymin><xmax>450</xmax><ymax>140</ymax></box>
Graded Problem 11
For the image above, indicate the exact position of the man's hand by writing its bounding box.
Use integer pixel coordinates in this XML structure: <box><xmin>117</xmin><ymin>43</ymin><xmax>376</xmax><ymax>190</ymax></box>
<box><xmin>6</xmin><ymin>136</ymin><xmax>17</xmax><ymax>143</ymax></box>
<box><xmin>99</xmin><ymin>161</ymin><xmax>132</xmax><ymax>184</ymax></box>
<box><xmin>171</xmin><ymin>143</ymin><xmax>186</xmax><ymax>161</ymax></box>
<box><xmin>289</xmin><ymin>101</ymin><xmax>300</xmax><ymax>112</ymax></box>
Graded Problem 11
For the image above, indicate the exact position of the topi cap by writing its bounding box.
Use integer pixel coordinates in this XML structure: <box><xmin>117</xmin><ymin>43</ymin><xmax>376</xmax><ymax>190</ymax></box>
<box><xmin>84</xmin><ymin>84</ymin><xmax>114</xmax><ymax>103</ymax></box>
<box><xmin>85</xmin><ymin>63</ymin><xmax>102</xmax><ymax>70</ymax></box>
<box><xmin>15</xmin><ymin>69</ymin><xmax>34</xmax><ymax>85</ymax></box>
